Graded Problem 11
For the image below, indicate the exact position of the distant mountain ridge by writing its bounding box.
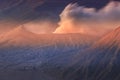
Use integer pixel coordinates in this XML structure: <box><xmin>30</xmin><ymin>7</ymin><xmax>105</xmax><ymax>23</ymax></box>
<box><xmin>0</xmin><ymin>26</ymin><xmax>97</xmax><ymax>47</ymax></box>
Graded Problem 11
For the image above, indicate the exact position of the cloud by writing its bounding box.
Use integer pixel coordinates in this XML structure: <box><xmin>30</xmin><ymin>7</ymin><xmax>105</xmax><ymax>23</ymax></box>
<box><xmin>24</xmin><ymin>20</ymin><xmax>57</xmax><ymax>34</ymax></box>
<box><xmin>54</xmin><ymin>1</ymin><xmax>120</xmax><ymax>36</ymax></box>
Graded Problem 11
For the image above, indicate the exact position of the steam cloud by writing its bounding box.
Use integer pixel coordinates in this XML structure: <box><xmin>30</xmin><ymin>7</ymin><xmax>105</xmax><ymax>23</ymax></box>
<box><xmin>54</xmin><ymin>1</ymin><xmax>120</xmax><ymax>36</ymax></box>
<box><xmin>24</xmin><ymin>20</ymin><xmax>57</xmax><ymax>34</ymax></box>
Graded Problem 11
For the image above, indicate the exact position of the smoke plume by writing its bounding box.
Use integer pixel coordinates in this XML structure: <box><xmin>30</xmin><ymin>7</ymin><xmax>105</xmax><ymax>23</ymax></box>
<box><xmin>54</xmin><ymin>1</ymin><xmax>120</xmax><ymax>36</ymax></box>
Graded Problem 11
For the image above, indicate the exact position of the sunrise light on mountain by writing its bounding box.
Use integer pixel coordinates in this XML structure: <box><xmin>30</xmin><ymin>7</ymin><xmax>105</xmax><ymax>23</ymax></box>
<box><xmin>0</xmin><ymin>0</ymin><xmax>120</xmax><ymax>80</ymax></box>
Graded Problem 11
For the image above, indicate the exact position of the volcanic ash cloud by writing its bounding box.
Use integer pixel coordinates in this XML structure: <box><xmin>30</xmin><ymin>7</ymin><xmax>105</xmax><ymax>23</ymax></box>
<box><xmin>54</xmin><ymin>1</ymin><xmax>120</xmax><ymax>36</ymax></box>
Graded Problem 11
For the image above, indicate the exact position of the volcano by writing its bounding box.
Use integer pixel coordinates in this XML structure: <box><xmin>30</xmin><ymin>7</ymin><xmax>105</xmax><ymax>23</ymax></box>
<box><xmin>0</xmin><ymin>26</ymin><xmax>119</xmax><ymax>80</ymax></box>
<box><xmin>0</xmin><ymin>26</ymin><xmax>97</xmax><ymax>47</ymax></box>
<box><xmin>0</xmin><ymin>25</ymin><xmax>97</xmax><ymax>80</ymax></box>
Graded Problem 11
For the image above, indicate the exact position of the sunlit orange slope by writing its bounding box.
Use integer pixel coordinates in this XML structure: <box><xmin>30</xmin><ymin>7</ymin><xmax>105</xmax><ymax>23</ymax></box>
<box><xmin>0</xmin><ymin>26</ymin><xmax>97</xmax><ymax>47</ymax></box>
<box><xmin>93</xmin><ymin>26</ymin><xmax>120</xmax><ymax>48</ymax></box>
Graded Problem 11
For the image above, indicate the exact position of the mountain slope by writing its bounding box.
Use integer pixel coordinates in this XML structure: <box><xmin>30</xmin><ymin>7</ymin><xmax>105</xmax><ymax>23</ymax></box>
<box><xmin>0</xmin><ymin>26</ymin><xmax>119</xmax><ymax>80</ymax></box>
<box><xmin>0</xmin><ymin>25</ymin><xmax>98</xmax><ymax>80</ymax></box>
<box><xmin>63</xmin><ymin>26</ymin><xmax>120</xmax><ymax>80</ymax></box>
<box><xmin>0</xmin><ymin>26</ymin><xmax>97</xmax><ymax>47</ymax></box>
<box><xmin>0</xmin><ymin>26</ymin><xmax>98</xmax><ymax>80</ymax></box>
<box><xmin>94</xmin><ymin>26</ymin><xmax>120</xmax><ymax>48</ymax></box>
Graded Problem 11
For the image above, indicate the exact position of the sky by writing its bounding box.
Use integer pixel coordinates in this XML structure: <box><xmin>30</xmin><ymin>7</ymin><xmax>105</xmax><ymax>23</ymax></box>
<box><xmin>0</xmin><ymin>0</ymin><xmax>120</xmax><ymax>35</ymax></box>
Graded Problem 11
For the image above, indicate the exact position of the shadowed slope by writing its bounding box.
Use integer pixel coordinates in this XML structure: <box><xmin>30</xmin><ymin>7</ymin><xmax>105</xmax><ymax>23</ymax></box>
<box><xmin>63</xmin><ymin>26</ymin><xmax>120</xmax><ymax>80</ymax></box>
